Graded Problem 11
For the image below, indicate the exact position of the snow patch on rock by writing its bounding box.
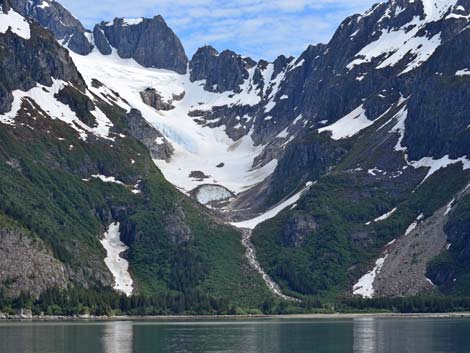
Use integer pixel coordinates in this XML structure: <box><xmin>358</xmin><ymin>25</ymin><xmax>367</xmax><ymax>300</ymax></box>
<box><xmin>353</xmin><ymin>255</ymin><xmax>388</xmax><ymax>298</ymax></box>
<box><xmin>412</xmin><ymin>155</ymin><xmax>470</xmax><ymax>183</ymax></box>
<box><xmin>100</xmin><ymin>222</ymin><xmax>133</xmax><ymax>296</ymax></box>
<box><xmin>456</xmin><ymin>69</ymin><xmax>470</xmax><ymax>76</ymax></box>
<box><xmin>0</xmin><ymin>80</ymin><xmax>114</xmax><ymax>140</ymax></box>
<box><xmin>390</xmin><ymin>107</ymin><xmax>470</xmax><ymax>183</ymax></box>
<box><xmin>405</xmin><ymin>213</ymin><xmax>425</xmax><ymax>236</ymax></box>
<box><xmin>123</xmin><ymin>18</ymin><xmax>144</xmax><ymax>26</ymax></box>
<box><xmin>348</xmin><ymin>0</ymin><xmax>457</xmax><ymax>74</ymax></box>
<box><xmin>0</xmin><ymin>7</ymin><xmax>31</xmax><ymax>40</ymax></box>
<box><xmin>91</xmin><ymin>175</ymin><xmax>124</xmax><ymax>185</ymax></box>
<box><xmin>318</xmin><ymin>105</ymin><xmax>375</xmax><ymax>140</ymax></box>
<box><xmin>232</xmin><ymin>181</ymin><xmax>315</xmax><ymax>229</ymax></box>
<box><xmin>366</xmin><ymin>207</ymin><xmax>397</xmax><ymax>225</ymax></box>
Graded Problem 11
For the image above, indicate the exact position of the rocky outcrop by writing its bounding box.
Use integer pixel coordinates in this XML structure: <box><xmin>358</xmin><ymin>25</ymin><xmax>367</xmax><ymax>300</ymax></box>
<box><xmin>125</xmin><ymin>108</ymin><xmax>174</xmax><ymax>161</ymax></box>
<box><xmin>92</xmin><ymin>25</ymin><xmax>112</xmax><ymax>55</ymax></box>
<box><xmin>266</xmin><ymin>134</ymin><xmax>348</xmax><ymax>206</ymax></box>
<box><xmin>140</xmin><ymin>88</ymin><xmax>176</xmax><ymax>111</ymax></box>
<box><xmin>426</xmin><ymin>186</ymin><xmax>470</xmax><ymax>293</ymax></box>
<box><xmin>281</xmin><ymin>214</ymin><xmax>317</xmax><ymax>248</ymax></box>
<box><xmin>95</xmin><ymin>16</ymin><xmax>188</xmax><ymax>74</ymax></box>
<box><xmin>189</xmin><ymin>46</ymin><xmax>255</xmax><ymax>93</ymax></box>
<box><xmin>0</xmin><ymin>227</ymin><xmax>68</xmax><ymax>298</ymax></box>
<box><xmin>165</xmin><ymin>206</ymin><xmax>192</xmax><ymax>244</ymax></box>
<box><xmin>373</xmin><ymin>203</ymin><xmax>451</xmax><ymax>297</ymax></box>
<box><xmin>403</xmin><ymin>28</ymin><xmax>470</xmax><ymax>161</ymax></box>
<box><xmin>55</xmin><ymin>85</ymin><xmax>96</xmax><ymax>127</ymax></box>
<box><xmin>7</xmin><ymin>0</ymin><xmax>93</xmax><ymax>55</ymax></box>
<box><xmin>0</xmin><ymin>21</ymin><xmax>86</xmax><ymax>113</ymax></box>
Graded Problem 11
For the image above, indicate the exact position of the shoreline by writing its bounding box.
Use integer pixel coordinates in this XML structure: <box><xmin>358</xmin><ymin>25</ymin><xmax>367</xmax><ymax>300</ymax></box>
<box><xmin>2</xmin><ymin>312</ymin><xmax>470</xmax><ymax>322</ymax></box>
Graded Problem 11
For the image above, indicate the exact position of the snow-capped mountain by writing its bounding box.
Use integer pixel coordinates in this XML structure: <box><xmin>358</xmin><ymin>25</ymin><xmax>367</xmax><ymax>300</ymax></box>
<box><xmin>0</xmin><ymin>0</ymin><xmax>277</xmax><ymax>305</ymax></box>
<box><xmin>1</xmin><ymin>0</ymin><xmax>470</xmax><ymax>303</ymax></box>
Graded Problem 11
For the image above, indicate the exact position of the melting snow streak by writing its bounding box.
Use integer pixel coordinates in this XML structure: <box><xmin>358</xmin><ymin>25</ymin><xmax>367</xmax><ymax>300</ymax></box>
<box><xmin>100</xmin><ymin>222</ymin><xmax>133</xmax><ymax>296</ymax></box>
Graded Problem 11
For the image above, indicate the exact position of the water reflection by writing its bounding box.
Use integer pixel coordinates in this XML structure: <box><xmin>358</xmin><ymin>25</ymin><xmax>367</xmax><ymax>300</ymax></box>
<box><xmin>133</xmin><ymin>321</ymin><xmax>274</xmax><ymax>353</ymax></box>
<box><xmin>133</xmin><ymin>320</ymin><xmax>352</xmax><ymax>353</ymax></box>
<box><xmin>1</xmin><ymin>318</ymin><xmax>470</xmax><ymax>353</ymax></box>
<box><xmin>353</xmin><ymin>318</ymin><xmax>377</xmax><ymax>353</ymax></box>
<box><xmin>353</xmin><ymin>317</ymin><xmax>465</xmax><ymax>353</ymax></box>
<box><xmin>102</xmin><ymin>322</ymin><xmax>133</xmax><ymax>353</ymax></box>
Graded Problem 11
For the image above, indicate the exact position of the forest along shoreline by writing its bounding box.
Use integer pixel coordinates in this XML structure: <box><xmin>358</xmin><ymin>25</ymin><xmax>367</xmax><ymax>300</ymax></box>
<box><xmin>3</xmin><ymin>312</ymin><xmax>470</xmax><ymax>321</ymax></box>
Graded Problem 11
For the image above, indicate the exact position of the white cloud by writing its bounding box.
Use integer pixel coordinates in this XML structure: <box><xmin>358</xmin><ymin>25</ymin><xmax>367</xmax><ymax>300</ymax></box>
<box><xmin>60</xmin><ymin>0</ymin><xmax>376</xmax><ymax>60</ymax></box>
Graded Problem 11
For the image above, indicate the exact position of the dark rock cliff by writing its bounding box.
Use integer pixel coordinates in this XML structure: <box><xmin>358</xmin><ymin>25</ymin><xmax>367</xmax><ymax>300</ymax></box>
<box><xmin>189</xmin><ymin>46</ymin><xmax>255</xmax><ymax>93</ymax></box>
<box><xmin>6</xmin><ymin>0</ymin><xmax>93</xmax><ymax>55</ymax></box>
<box><xmin>0</xmin><ymin>21</ymin><xmax>86</xmax><ymax>113</ymax></box>
<box><xmin>95</xmin><ymin>16</ymin><xmax>188</xmax><ymax>74</ymax></box>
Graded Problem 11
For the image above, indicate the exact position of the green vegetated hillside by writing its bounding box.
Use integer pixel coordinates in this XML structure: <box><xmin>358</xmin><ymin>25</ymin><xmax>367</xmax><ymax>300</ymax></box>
<box><xmin>0</xmin><ymin>85</ymin><xmax>270</xmax><ymax>313</ymax></box>
<box><xmin>253</xmin><ymin>116</ymin><xmax>470</xmax><ymax>300</ymax></box>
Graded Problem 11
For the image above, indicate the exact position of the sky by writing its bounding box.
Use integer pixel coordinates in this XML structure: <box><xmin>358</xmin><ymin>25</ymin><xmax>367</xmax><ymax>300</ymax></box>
<box><xmin>60</xmin><ymin>0</ymin><xmax>378</xmax><ymax>60</ymax></box>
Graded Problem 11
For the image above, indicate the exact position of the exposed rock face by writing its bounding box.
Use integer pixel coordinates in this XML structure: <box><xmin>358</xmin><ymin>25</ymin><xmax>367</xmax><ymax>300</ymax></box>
<box><xmin>126</xmin><ymin>108</ymin><xmax>174</xmax><ymax>161</ymax></box>
<box><xmin>427</xmin><ymin>187</ymin><xmax>470</xmax><ymax>292</ymax></box>
<box><xmin>374</xmin><ymin>204</ymin><xmax>451</xmax><ymax>298</ymax></box>
<box><xmin>403</xmin><ymin>28</ymin><xmax>470</xmax><ymax>160</ymax></box>
<box><xmin>165</xmin><ymin>206</ymin><xmax>192</xmax><ymax>244</ymax></box>
<box><xmin>1</xmin><ymin>0</ymin><xmax>11</xmax><ymax>11</ymax></box>
<box><xmin>7</xmin><ymin>0</ymin><xmax>93</xmax><ymax>55</ymax></box>
<box><xmin>217</xmin><ymin>0</ymin><xmax>470</xmax><ymax>214</ymax></box>
<box><xmin>0</xmin><ymin>21</ymin><xmax>86</xmax><ymax>113</ymax></box>
<box><xmin>266</xmin><ymin>135</ymin><xmax>348</xmax><ymax>205</ymax></box>
<box><xmin>92</xmin><ymin>25</ymin><xmax>112</xmax><ymax>55</ymax></box>
<box><xmin>140</xmin><ymin>88</ymin><xmax>174</xmax><ymax>111</ymax></box>
<box><xmin>95</xmin><ymin>16</ymin><xmax>188</xmax><ymax>74</ymax></box>
<box><xmin>281</xmin><ymin>214</ymin><xmax>317</xmax><ymax>248</ymax></box>
<box><xmin>190</xmin><ymin>46</ymin><xmax>255</xmax><ymax>93</ymax></box>
<box><xmin>0</xmin><ymin>227</ymin><xmax>68</xmax><ymax>298</ymax></box>
<box><xmin>55</xmin><ymin>85</ymin><xmax>96</xmax><ymax>126</ymax></box>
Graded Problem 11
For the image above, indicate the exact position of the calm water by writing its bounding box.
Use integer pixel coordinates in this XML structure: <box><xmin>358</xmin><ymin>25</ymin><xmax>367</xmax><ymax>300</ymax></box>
<box><xmin>0</xmin><ymin>317</ymin><xmax>469</xmax><ymax>353</ymax></box>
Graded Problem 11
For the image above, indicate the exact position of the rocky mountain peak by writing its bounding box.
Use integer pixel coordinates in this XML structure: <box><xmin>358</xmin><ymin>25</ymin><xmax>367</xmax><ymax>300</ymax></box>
<box><xmin>94</xmin><ymin>15</ymin><xmax>189</xmax><ymax>74</ymax></box>
<box><xmin>189</xmin><ymin>45</ymin><xmax>257</xmax><ymax>93</ymax></box>
<box><xmin>0</xmin><ymin>3</ymin><xmax>86</xmax><ymax>113</ymax></box>
<box><xmin>6</xmin><ymin>0</ymin><xmax>93</xmax><ymax>55</ymax></box>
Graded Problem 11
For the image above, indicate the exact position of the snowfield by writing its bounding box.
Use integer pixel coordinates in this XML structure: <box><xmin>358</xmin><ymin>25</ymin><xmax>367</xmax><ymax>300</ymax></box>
<box><xmin>100</xmin><ymin>222</ymin><xmax>133</xmax><ymax>296</ymax></box>
<box><xmin>71</xmin><ymin>50</ymin><xmax>277</xmax><ymax>195</ymax></box>
<box><xmin>318</xmin><ymin>105</ymin><xmax>374</xmax><ymax>140</ymax></box>
<box><xmin>0</xmin><ymin>7</ymin><xmax>31</xmax><ymax>40</ymax></box>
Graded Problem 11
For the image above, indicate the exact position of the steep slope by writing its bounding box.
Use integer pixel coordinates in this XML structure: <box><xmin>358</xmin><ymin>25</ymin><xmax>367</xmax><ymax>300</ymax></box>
<box><xmin>4</xmin><ymin>0</ymin><xmax>93</xmax><ymax>54</ymax></box>
<box><xmin>3</xmin><ymin>0</ymin><xmax>470</xmax><ymax>307</ymax></box>
<box><xmin>0</xmin><ymin>3</ymin><xmax>271</xmax><ymax>309</ymax></box>
<box><xmin>59</xmin><ymin>0</ymin><xmax>470</xmax><ymax>301</ymax></box>
<box><xmin>93</xmin><ymin>16</ymin><xmax>188</xmax><ymax>74</ymax></box>
<box><xmin>250</xmin><ymin>0</ymin><xmax>470</xmax><ymax>299</ymax></box>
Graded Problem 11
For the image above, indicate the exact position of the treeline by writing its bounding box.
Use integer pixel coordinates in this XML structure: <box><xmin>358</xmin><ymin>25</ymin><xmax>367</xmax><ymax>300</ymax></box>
<box><xmin>0</xmin><ymin>287</ymin><xmax>235</xmax><ymax>316</ymax></box>
<box><xmin>0</xmin><ymin>286</ymin><xmax>318</xmax><ymax>317</ymax></box>
<box><xmin>341</xmin><ymin>296</ymin><xmax>470</xmax><ymax>313</ymax></box>
<box><xmin>5</xmin><ymin>286</ymin><xmax>470</xmax><ymax>317</ymax></box>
